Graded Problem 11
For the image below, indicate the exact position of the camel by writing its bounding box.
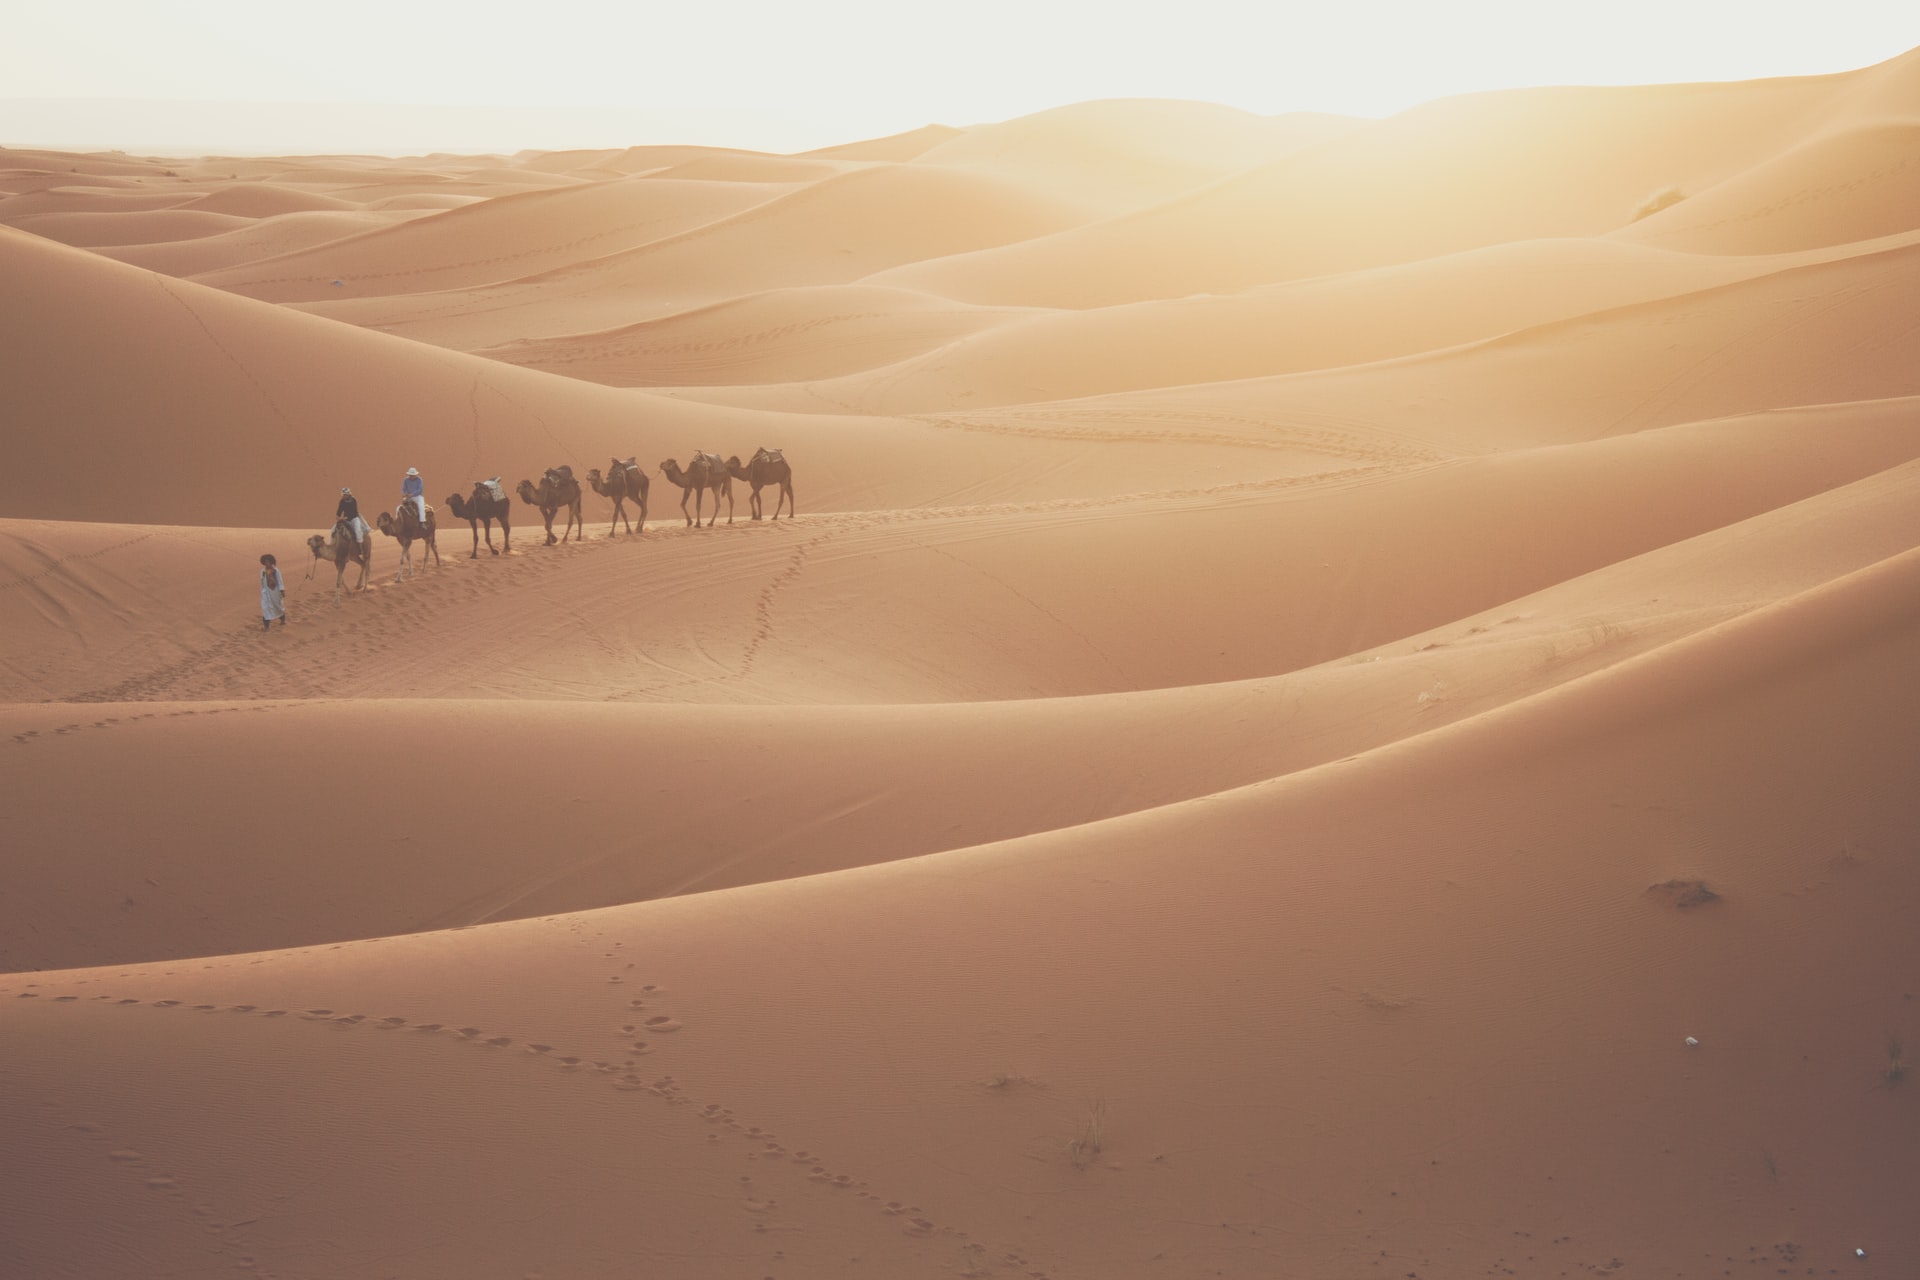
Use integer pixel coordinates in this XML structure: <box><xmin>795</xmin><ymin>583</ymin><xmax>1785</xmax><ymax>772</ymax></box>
<box><xmin>305</xmin><ymin>523</ymin><xmax>372</xmax><ymax>604</ymax></box>
<box><xmin>375</xmin><ymin>502</ymin><xmax>441</xmax><ymax>582</ymax></box>
<box><xmin>725</xmin><ymin>447</ymin><xmax>794</xmax><ymax>521</ymax></box>
<box><xmin>445</xmin><ymin>480</ymin><xmax>513</xmax><ymax>558</ymax></box>
<box><xmin>516</xmin><ymin>468</ymin><xmax>584</xmax><ymax>545</ymax></box>
<box><xmin>658</xmin><ymin>451</ymin><xmax>733</xmax><ymax>527</ymax></box>
<box><xmin>586</xmin><ymin>457</ymin><xmax>650</xmax><ymax>536</ymax></box>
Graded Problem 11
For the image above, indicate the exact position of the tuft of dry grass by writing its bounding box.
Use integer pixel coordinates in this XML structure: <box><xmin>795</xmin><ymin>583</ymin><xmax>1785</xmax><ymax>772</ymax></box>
<box><xmin>1886</xmin><ymin>1035</ymin><xmax>1906</xmax><ymax>1086</ymax></box>
<box><xmin>1067</xmin><ymin>1098</ymin><xmax>1108</xmax><ymax>1169</ymax></box>
<box><xmin>1631</xmin><ymin>185</ymin><xmax>1687</xmax><ymax>222</ymax></box>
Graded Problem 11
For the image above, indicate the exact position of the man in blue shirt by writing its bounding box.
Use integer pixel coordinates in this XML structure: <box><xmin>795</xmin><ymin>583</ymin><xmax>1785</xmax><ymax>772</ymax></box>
<box><xmin>401</xmin><ymin>467</ymin><xmax>426</xmax><ymax>526</ymax></box>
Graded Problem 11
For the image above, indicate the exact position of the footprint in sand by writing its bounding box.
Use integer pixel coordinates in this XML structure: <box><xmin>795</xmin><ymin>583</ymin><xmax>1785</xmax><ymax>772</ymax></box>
<box><xmin>644</xmin><ymin>1016</ymin><xmax>681</xmax><ymax>1033</ymax></box>
<box><xmin>413</xmin><ymin>1023</ymin><xmax>443</xmax><ymax>1032</ymax></box>
<box><xmin>483</xmin><ymin>1036</ymin><xmax>512</xmax><ymax>1047</ymax></box>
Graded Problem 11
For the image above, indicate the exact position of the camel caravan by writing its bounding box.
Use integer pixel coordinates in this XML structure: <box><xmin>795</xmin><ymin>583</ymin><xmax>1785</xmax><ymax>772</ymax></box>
<box><xmin>305</xmin><ymin>450</ymin><xmax>794</xmax><ymax>602</ymax></box>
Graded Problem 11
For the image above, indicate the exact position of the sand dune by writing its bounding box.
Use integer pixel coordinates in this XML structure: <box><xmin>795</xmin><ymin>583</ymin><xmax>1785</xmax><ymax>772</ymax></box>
<box><xmin>288</xmin><ymin>161</ymin><xmax>1102</xmax><ymax>349</ymax></box>
<box><xmin>1618</xmin><ymin>121</ymin><xmax>1920</xmax><ymax>254</ymax></box>
<box><xmin>174</xmin><ymin>181</ymin><xmax>360</xmax><ymax>216</ymax></box>
<box><xmin>915</xmin><ymin>99</ymin><xmax>1363</xmax><ymax>213</ymax></box>
<box><xmin>5</xmin><ymin>207</ymin><xmax>250</xmax><ymax>247</ymax></box>
<box><xmin>706</xmin><ymin>237</ymin><xmax>1822</xmax><ymax>415</ymax></box>
<box><xmin>801</xmin><ymin>122</ymin><xmax>964</xmax><ymax>162</ymax></box>
<box><xmin>194</xmin><ymin>175</ymin><xmax>795</xmax><ymax>302</ymax></box>
<box><xmin>867</xmin><ymin>72</ymin><xmax>1874</xmax><ymax>308</ymax></box>
<box><xmin>477</xmin><ymin>283</ymin><xmax>1026</xmax><ymax>386</ymax></box>
<box><xmin>98</xmin><ymin>209</ymin><xmax>424</xmax><ymax>275</ymax></box>
<box><xmin>923</xmin><ymin>231</ymin><xmax>1920</xmax><ymax>461</ymax></box>
<box><xmin>6</xmin><ymin>541</ymin><xmax>1917</xmax><ymax>1276</ymax></box>
<box><xmin>3</xmin><ymin>48</ymin><xmax>1919</xmax><ymax>1280</ymax></box>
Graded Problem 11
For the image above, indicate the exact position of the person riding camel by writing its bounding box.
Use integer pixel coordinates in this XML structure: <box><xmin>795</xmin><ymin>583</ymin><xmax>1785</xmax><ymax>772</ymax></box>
<box><xmin>401</xmin><ymin>467</ymin><xmax>426</xmax><ymax>526</ymax></box>
<box><xmin>335</xmin><ymin>487</ymin><xmax>369</xmax><ymax>545</ymax></box>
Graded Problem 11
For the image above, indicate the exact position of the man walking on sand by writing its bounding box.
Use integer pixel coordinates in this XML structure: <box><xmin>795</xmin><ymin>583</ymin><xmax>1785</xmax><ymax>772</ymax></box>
<box><xmin>259</xmin><ymin>553</ymin><xmax>287</xmax><ymax>631</ymax></box>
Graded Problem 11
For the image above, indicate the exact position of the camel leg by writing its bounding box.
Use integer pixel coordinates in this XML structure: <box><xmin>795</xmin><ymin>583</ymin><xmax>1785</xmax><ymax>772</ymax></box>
<box><xmin>543</xmin><ymin>508</ymin><xmax>557</xmax><ymax>546</ymax></box>
<box><xmin>750</xmin><ymin>483</ymin><xmax>762</xmax><ymax>521</ymax></box>
<box><xmin>499</xmin><ymin>516</ymin><xmax>510</xmax><ymax>554</ymax></box>
<box><xmin>426</xmin><ymin>533</ymin><xmax>440</xmax><ymax>569</ymax></box>
<box><xmin>724</xmin><ymin>484</ymin><xmax>733</xmax><ymax>525</ymax></box>
<box><xmin>778</xmin><ymin>480</ymin><xmax>793</xmax><ymax>519</ymax></box>
<box><xmin>469</xmin><ymin>521</ymin><xmax>481</xmax><ymax>559</ymax></box>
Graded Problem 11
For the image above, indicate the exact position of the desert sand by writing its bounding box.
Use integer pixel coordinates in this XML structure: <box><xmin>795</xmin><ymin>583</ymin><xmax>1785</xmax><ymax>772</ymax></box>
<box><xmin>3</xmin><ymin>48</ymin><xmax>1918</xmax><ymax>1280</ymax></box>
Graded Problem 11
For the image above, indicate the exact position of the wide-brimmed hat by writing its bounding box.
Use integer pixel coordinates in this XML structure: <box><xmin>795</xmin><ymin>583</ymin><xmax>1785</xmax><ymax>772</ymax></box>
<box><xmin>341</xmin><ymin>486</ymin><xmax>352</xmax><ymax>494</ymax></box>
<box><xmin>406</xmin><ymin>467</ymin><xmax>419</xmax><ymax>476</ymax></box>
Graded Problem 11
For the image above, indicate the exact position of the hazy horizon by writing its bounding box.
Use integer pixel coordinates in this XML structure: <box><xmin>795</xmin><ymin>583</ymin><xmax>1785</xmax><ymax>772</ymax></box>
<box><xmin>9</xmin><ymin>0</ymin><xmax>1919</xmax><ymax>156</ymax></box>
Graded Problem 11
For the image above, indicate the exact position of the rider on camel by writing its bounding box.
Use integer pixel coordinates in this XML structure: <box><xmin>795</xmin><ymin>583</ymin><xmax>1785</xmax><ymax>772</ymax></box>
<box><xmin>335</xmin><ymin>487</ymin><xmax>369</xmax><ymax>543</ymax></box>
<box><xmin>401</xmin><ymin>467</ymin><xmax>426</xmax><ymax>525</ymax></box>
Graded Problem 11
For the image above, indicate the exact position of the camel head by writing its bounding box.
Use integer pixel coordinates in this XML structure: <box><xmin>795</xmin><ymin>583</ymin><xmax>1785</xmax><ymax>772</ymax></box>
<box><xmin>376</xmin><ymin>511</ymin><xmax>398</xmax><ymax>536</ymax></box>
<box><xmin>306</xmin><ymin>533</ymin><xmax>328</xmax><ymax>559</ymax></box>
<box><xmin>516</xmin><ymin>479</ymin><xmax>540</xmax><ymax>504</ymax></box>
<box><xmin>587</xmin><ymin>468</ymin><xmax>605</xmax><ymax>488</ymax></box>
<box><xmin>658</xmin><ymin>458</ymin><xmax>680</xmax><ymax>479</ymax></box>
<box><xmin>725</xmin><ymin>454</ymin><xmax>747</xmax><ymax>477</ymax></box>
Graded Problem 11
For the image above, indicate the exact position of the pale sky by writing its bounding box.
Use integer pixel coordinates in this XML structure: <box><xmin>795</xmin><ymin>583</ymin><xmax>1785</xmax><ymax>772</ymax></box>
<box><xmin>4</xmin><ymin>0</ymin><xmax>1917</xmax><ymax>154</ymax></box>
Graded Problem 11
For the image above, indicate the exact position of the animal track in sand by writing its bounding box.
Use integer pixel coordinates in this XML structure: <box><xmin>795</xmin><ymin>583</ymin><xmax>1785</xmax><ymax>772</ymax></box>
<box><xmin>13</xmin><ymin>978</ymin><xmax>1037</xmax><ymax>1271</ymax></box>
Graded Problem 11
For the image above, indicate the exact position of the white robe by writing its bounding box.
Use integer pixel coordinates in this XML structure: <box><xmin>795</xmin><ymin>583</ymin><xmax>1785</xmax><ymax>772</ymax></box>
<box><xmin>260</xmin><ymin>568</ymin><xmax>286</xmax><ymax>621</ymax></box>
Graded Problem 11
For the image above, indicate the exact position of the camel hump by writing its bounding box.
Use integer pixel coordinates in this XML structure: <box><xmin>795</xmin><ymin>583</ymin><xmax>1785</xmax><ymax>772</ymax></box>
<box><xmin>480</xmin><ymin>478</ymin><xmax>506</xmax><ymax>502</ymax></box>
<box><xmin>754</xmin><ymin>447</ymin><xmax>784</xmax><ymax>464</ymax></box>
<box><xmin>545</xmin><ymin>464</ymin><xmax>574</xmax><ymax>486</ymax></box>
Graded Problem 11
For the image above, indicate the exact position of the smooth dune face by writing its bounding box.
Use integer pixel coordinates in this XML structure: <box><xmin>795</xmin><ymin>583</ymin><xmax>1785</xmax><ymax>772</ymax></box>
<box><xmin>4</xmin><ymin>50</ymin><xmax>1920</xmax><ymax>1280</ymax></box>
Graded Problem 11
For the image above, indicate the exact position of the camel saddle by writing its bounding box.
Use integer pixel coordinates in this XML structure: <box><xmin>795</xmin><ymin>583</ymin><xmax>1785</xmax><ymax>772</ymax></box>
<box><xmin>694</xmin><ymin>451</ymin><xmax>725</xmax><ymax>471</ymax></box>
<box><xmin>616</xmin><ymin>457</ymin><xmax>641</xmax><ymax>481</ymax></box>
<box><xmin>544</xmin><ymin>464</ymin><xmax>574</xmax><ymax>487</ymax></box>
<box><xmin>753</xmin><ymin>447</ymin><xmax>784</xmax><ymax>464</ymax></box>
<box><xmin>480</xmin><ymin>477</ymin><xmax>506</xmax><ymax>503</ymax></box>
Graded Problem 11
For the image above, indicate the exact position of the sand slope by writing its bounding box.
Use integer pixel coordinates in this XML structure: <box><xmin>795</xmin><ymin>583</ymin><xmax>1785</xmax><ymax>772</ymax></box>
<box><xmin>3</xmin><ymin>48</ymin><xmax>1919</xmax><ymax>1280</ymax></box>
